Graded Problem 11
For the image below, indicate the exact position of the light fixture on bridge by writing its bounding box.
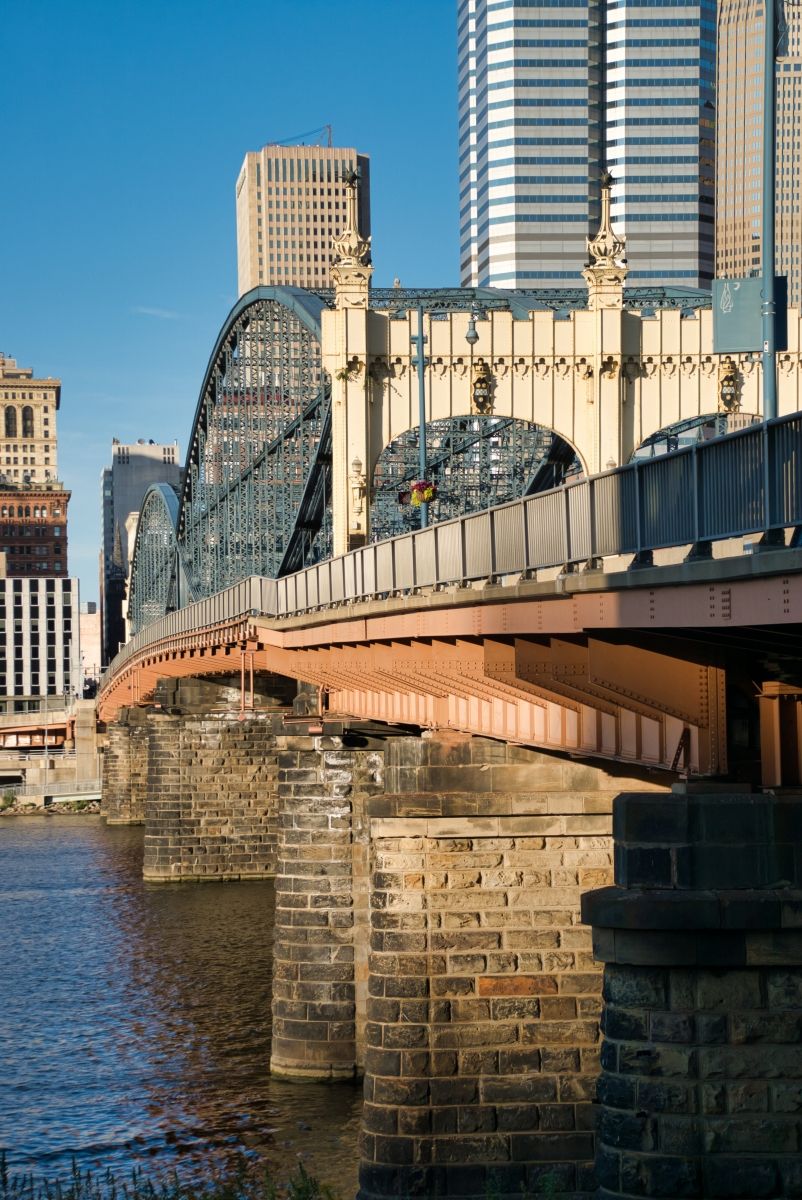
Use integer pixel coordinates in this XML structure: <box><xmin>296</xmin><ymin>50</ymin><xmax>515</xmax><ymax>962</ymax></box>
<box><xmin>465</xmin><ymin>315</ymin><xmax>479</xmax><ymax>346</ymax></box>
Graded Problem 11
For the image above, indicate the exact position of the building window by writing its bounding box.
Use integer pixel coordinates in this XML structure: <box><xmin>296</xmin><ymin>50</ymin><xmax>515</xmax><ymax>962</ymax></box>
<box><xmin>21</xmin><ymin>407</ymin><xmax>33</xmax><ymax>438</ymax></box>
<box><xmin>4</xmin><ymin>408</ymin><xmax>16</xmax><ymax>438</ymax></box>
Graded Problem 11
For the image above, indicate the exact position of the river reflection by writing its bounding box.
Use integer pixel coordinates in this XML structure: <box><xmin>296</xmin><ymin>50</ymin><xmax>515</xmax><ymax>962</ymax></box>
<box><xmin>0</xmin><ymin>817</ymin><xmax>361</xmax><ymax>1195</ymax></box>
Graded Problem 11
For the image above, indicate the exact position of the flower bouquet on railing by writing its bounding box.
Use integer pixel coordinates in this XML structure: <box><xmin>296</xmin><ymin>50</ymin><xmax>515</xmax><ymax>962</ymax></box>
<box><xmin>410</xmin><ymin>480</ymin><xmax>437</xmax><ymax>507</ymax></box>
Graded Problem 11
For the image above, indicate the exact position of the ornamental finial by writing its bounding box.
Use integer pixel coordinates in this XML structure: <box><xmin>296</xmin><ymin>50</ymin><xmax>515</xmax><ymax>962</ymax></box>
<box><xmin>331</xmin><ymin>169</ymin><xmax>371</xmax><ymax>267</ymax></box>
<box><xmin>587</xmin><ymin>169</ymin><xmax>626</xmax><ymax>269</ymax></box>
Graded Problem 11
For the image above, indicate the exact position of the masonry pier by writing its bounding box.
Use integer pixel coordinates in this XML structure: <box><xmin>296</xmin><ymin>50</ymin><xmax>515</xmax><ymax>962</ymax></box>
<box><xmin>584</xmin><ymin>790</ymin><xmax>802</xmax><ymax>1200</ymax></box>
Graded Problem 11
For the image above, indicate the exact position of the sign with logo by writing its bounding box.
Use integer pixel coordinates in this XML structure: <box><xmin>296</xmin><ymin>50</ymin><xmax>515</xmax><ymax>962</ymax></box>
<box><xmin>712</xmin><ymin>276</ymin><xmax>787</xmax><ymax>353</ymax></box>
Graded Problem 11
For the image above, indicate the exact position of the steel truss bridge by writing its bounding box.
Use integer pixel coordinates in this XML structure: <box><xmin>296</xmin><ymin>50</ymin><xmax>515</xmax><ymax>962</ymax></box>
<box><xmin>127</xmin><ymin>283</ymin><xmax>714</xmax><ymax>640</ymax></box>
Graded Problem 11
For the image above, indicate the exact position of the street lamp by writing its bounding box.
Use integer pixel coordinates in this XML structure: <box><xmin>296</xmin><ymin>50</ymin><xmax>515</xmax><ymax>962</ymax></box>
<box><xmin>412</xmin><ymin>305</ymin><xmax>430</xmax><ymax>528</ymax></box>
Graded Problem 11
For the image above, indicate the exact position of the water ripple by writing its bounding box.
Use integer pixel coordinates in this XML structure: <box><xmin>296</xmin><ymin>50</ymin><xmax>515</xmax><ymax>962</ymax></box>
<box><xmin>0</xmin><ymin>817</ymin><xmax>361</xmax><ymax>1195</ymax></box>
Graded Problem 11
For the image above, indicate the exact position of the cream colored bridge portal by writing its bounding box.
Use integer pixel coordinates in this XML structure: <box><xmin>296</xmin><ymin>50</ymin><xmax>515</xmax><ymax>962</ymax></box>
<box><xmin>325</xmin><ymin>178</ymin><xmax>802</xmax><ymax>555</ymax></box>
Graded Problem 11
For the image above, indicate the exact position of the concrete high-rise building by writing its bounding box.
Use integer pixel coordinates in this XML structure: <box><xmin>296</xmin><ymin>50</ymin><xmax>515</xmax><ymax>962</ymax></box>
<box><xmin>458</xmin><ymin>0</ymin><xmax>602</xmax><ymax>287</ymax></box>
<box><xmin>100</xmin><ymin>439</ymin><xmax>181</xmax><ymax>664</ymax></box>
<box><xmin>605</xmin><ymin>0</ymin><xmax>715</xmax><ymax>286</ymax></box>
<box><xmin>235</xmin><ymin>142</ymin><xmax>370</xmax><ymax>295</ymax></box>
<box><xmin>0</xmin><ymin>354</ymin><xmax>78</xmax><ymax>712</ymax></box>
<box><xmin>716</xmin><ymin>0</ymin><xmax>802</xmax><ymax>305</ymax></box>
<box><xmin>0</xmin><ymin>352</ymin><xmax>60</xmax><ymax>484</ymax></box>
<box><xmin>0</xmin><ymin>354</ymin><xmax>70</xmax><ymax>578</ymax></box>
<box><xmin>458</xmin><ymin>0</ymin><xmax>714</xmax><ymax>289</ymax></box>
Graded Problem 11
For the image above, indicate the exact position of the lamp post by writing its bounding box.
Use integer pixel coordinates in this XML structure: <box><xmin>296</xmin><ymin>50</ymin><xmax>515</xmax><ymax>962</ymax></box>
<box><xmin>412</xmin><ymin>305</ymin><xmax>429</xmax><ymax>528</ymax></box>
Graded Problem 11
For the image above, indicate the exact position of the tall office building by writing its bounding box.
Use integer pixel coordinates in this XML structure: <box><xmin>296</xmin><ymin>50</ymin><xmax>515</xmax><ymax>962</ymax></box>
<box><xmin>458</xmin><ymin>0</ymin><xmax>714</xmax><ymax>289</ymax></box>
<box><xmin>458</xmin><ymin>0</ymin><xmax>602</xmax><ymax>286</ymax></box>
<box><xmin>716</xmin><ymin>0</ymin><xmax>802</xmax><ymax>305</ymax></box>
<box><xmin>235</xmin><ymin>142</ymin><xmax>371</xmax><ymax>295</ymax></box>
<box><xmin>0</xmin><ymin>353</ymin><xmax>70</xmax><ymax>577</ymax></box>
<box><xmin>0</xmin><ymin>354</ymin><xmax>78</xmax><ymax>711</ymax></box>
<box><xmin>605</xmin><ymin>0</ymin><xmax>715</xmax><ymax>285</ymax></box>
<box><xmin>99</xmin><ymin>439</ymin><xmax>181</xmax><ymax>664</ymax></box>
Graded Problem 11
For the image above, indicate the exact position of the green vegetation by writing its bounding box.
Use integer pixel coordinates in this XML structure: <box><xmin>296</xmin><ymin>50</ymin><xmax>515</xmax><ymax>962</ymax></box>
<box><xmin>0</xmin><ymin>1156</ymin><xmax>336</xmax><ymax>1200</ymax></box>
<box><xmin>0</xmin><ymin>792</ymin><xmax>16</xmax><ymax>811</ymax></box>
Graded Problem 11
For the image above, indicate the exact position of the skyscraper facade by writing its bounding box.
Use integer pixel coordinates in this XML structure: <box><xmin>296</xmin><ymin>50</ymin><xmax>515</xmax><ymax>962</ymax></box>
<box><xmin>458</xmin><ymin>0</ymin><xmax>714</xmax><ymax>289</ymax></box>
<box><xmin>458</xmin><ymin>0</ymin><xmax>602</xmax><ymax>287</ymax></box>
<box><xmin>716</xmin><ymin>0</ymin><xmax>802</xmax><ymax>305</ymax></box>
<box><xmin>605</xmin><ymin>0</ymin><xmax>715</xmax><ymax>285</ymax></box>
<box><xmin>235</xmin><ymin>143</ymin><xmax>371</xmax><ymax>295</ymax></box>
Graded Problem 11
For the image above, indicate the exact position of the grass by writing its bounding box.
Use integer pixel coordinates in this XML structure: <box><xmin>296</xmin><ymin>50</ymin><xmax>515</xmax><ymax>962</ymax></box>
<box><xmin>0</xmin><ymin>1154</ymin><xmax>565</xmax><ymax>1200</ymax></box>
<box><xmin>0</xmin><ymin>1156</ymin><xmax>337</xmax><ymax>1200</ymax></box>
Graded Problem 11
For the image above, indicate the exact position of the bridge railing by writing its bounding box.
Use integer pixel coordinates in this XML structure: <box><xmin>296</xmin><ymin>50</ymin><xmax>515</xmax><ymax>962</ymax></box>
<box><xmin>102</xmin><ymin>413</ymin><xmax>802</xmax><ymax>687</ymax></box>
<box><xmin>277</xmin><ymin>413</ymin><xmax>802</xmax><ymax>614</ymax></box>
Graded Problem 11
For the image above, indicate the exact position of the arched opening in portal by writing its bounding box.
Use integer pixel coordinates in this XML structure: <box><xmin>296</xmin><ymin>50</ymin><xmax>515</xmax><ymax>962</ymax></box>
<box><xmin>370</xmin><ymin>416</ymin><xmax>581</xmax><ymax>542</ymax></box>
<box><xmin>631</xmin><ymin>412</ymin><xmax>761</xmax><ymax>460</ymax></box>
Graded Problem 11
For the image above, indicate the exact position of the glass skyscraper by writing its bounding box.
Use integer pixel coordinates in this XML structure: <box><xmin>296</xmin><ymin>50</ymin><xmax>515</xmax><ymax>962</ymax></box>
<box><xmin>458</xmin><ymin>0</ymin><xmax>715</xmax><ymax>289</ymax></box>
<box><xmin>716</xmin><ymin>0</ymin><xmax>802</xmax><ymax>306</ymax></box>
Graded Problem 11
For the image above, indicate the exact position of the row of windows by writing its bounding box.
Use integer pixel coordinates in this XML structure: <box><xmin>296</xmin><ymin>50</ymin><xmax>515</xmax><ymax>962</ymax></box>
<box><xmin>609</xmin><ymin>17</ymin><xmax>715</xmax><ymax>31</ymax></box>
<box><xmin>0</xmin><ymin>525</ymin><xmax>61</xmax><ymax>537</ymax></box>
<box><xmin>255</xmin><ymin>157</ymin><xmax>355</xmax><ymax>185</ymax></box>
<box><xmin>4</xmin><ymin>407</ymin><xmax>36</xmax><ymax>438</ymax></box>
<box><xmin>488</xmin><ymin>38</ymin><xmax>586</xmax><ymax>48</ymax></box>
<box><xmin>486</xmin><ymin>18</ymin><xmax>588</xmax><ymax>29</ymax></box>
<box><xmin>607</xmin><ymin>36</ymin><xmax>715</xmax><ymax>49</ymax></box>
<box><xmin>487</xmin><ymin>76</ymin><xmax>591</xmax><ymax>90</ymax></box>
<box><xmin>0</xmin><ymin>505</ymin><xmax>61</xmax><ymax>518</ymax></box>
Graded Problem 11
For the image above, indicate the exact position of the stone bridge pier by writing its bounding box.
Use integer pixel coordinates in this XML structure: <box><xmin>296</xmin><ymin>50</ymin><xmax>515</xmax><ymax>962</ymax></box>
<box><xmin>100</xmin><ymin>677</ymin><xmax>294</xmax><ymax>880</ymax></box>
<box><xmin>268</xmin><ymin>724</ymin><xmax>667</xmax><ymax>1199</ymax></box>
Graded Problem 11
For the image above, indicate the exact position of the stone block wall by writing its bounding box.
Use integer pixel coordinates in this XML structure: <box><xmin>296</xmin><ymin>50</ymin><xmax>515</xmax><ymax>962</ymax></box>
<box><xmin>270</xmin><ymin>733</ymin><xmax>382</xmax><ymax>1081</ymax></box>
<box><xmin>584</xmin><ymin>791</ymin><xmax>802</xmax><ymax>1200</ymax></box>
<box><xmin>101</xmin><ymin>710</ymin><xmax>150</xmax><ymax>824</ymax></box>
<box><xmin>357</xmin><ymin>734</ymin><xmax>665</xmax><ymax>1200</ymax></box>
<box><xmin>143</xmin><ymin>712</ymin><xmax>281</xmax><ymax>882</ymax></box>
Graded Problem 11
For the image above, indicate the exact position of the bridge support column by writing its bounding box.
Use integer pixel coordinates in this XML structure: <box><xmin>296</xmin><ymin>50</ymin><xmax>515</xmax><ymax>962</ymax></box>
<box><xmin>101</xmin><ymin>708</ymin><xmax>150</xmax><ymax>824</ymax></box>
<box><xmin>584</xmin><ymin>790</ymin><xmax>802</xmax><ymax>1200</ymax></box>
<box><xmin>143</xmin><ymin>712</ymin><xmax>282</xmax><ymax>882</ymax></box>
<box><xmin>358</xmin><ymin>734</ymin><xmax>665</xmax><ymax>1200</ymax></box>
<box><xmin>270</xmin><ymin>727</ymin><xmax>382</xmax><ymax>1080</ymax></box>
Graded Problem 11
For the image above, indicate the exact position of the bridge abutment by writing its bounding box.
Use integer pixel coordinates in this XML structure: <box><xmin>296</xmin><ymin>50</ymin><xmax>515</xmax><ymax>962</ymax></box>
<box><xmin>270</xmin><ymin>729</ymin><xmax>381</xmax><ymax>1080</ymax></box>
<box><xmin>584</xmin><ymin>790</ymin><xmax>802</xmax><ymax>1200</ymax></box>
<box><xmin>356</xmin><ymin>734</ymin><xmax>664</xmax><ymax>1200</ymax></box>
<box><xmin>142</xmin><ymin>711</ymin><xmax>282</xmax><ymax>882</ymax></box>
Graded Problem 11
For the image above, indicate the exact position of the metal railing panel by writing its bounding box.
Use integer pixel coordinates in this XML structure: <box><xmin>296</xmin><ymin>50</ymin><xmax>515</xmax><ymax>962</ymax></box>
<box><xmin>770</xmin><ymin>416</ymin><xmax>802</xmax><ymax>527</ymax></box>
<box><xmin>639</xmin><ymin>453</ymin><xmax>696</xmax><ymax>548</ymax></box>
<box><xmin>463</xmin><ymin>512</ymin><xmax>491</xmax><ymax>580</ymax></box>
<box><xmin>330</xmin><ymin>557</ymin><xmax>345</xmax><ymax>607</ymax></box>
<box><xmin>492</xmin><ymin>501</ymin><xmax>526</xmax><ymax>576</ymax></box>
<box><xmin>413</xmin><ymin>528</ymin><xmax>437</xmax><ymax>588</ymax></box>
<box><xmin>699</xmin><ymin>427</ymin><xmax>764</xmax><ymax>539</ymax></box>
<box><xmin>567</xmin><ymin>481</ymin><xmax>591</xmax><ymax>563</ymax></box>
<box><xmin>362</xmin><ymin>545</ymin><xmax>377</xmax><ymax>598</ymax></box>
<box><xmin>343</xmin><ymin>553</ymin><xmax>358</xmax><ymax>602</ymax></box>
<box><xmin>592</xmin><ymin>470</ymin><xmax>637</xmax><ymax>556</ymax></box>
<box><xmin>394</xmin><ymin>534</ymin><xmax>415</xmax><ymax>591</ymax></box>
<box><xmin>376</xmin><ymin>540</ymin><xmax>395</xmax><ymax>593</ymax></box>
<box><xmin>525</xmin><ymin>491</ymin><xmax>567</xmax><ymax>568</ymax></box>
<box><xmin>319</xmin><ymin>563</ymin><xmax>332</xmax><ymax>608</ymax></box>
<box><xmin>438</xmin><ymin>521</ymin><xmax>466</xmax><ymax>583</ymax></box>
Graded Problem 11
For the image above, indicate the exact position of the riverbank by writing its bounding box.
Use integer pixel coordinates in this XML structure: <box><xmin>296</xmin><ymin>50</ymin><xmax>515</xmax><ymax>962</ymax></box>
<box><xmin>0</xmin><ymin>798</ymin><xmax>101</xmax><ymax>816</ymax></box>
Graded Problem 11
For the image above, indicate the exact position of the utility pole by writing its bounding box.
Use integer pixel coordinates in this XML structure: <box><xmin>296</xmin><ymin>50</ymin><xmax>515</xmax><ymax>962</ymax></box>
<box><xmin>412</xmin><ymin>305</ymin><xmax>429</xmax><ymax>528</ymax></box>
<box><xmin>762</xmin><ymin>0</ymin><xmax>778</xmax><ymax>420</ymax></box>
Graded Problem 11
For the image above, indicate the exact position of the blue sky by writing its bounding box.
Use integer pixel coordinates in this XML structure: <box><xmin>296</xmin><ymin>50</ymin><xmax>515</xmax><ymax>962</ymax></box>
<box><xmin>0</xmin><ymin>0</ymin><xmax>459</xmax><ymax>602</ymax></box>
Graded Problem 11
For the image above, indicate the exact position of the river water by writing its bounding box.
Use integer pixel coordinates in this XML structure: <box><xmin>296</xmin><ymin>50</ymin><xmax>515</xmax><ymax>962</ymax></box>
<box><xmin>0</xmin><ymin>817</ymin><xmax>362</xmax><ymax>1195</ymax></box>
